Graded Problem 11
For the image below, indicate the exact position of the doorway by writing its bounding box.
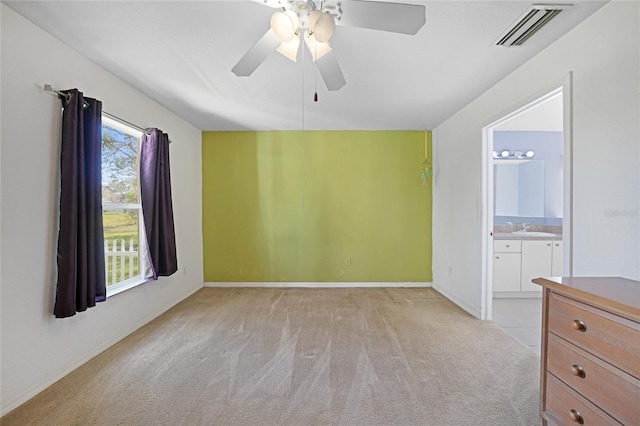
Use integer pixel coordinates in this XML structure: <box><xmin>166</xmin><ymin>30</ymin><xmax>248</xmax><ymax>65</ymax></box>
<box><xmin>481</xmin><ymin>79</ymin><xmax>573</xmax><ymax>345</ymax></box>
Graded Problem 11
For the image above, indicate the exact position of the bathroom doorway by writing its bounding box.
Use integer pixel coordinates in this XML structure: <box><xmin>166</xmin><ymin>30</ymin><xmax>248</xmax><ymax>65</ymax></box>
<box><xmin>480</xmin><ymin>78</ymin><xmax>573</xmax><ymax>341</ymax></box>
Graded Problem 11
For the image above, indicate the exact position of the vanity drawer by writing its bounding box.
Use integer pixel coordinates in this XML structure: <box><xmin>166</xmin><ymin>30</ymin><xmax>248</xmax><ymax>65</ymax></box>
<box><xmin>548</xmin><ymin>292</ymin><xmax>640</xmax><ymax>378</ymax></box>
<box><xmin>547</xmin><ymin>334</ymin><xmax>639</xmax><ymax>424</ymax></box>
<box><xmin>493</xmin><ymin>240</ymin><xmax>521</xmax><ymax>252</ymax></box>
<box><xmin>545</xmin><ymin>373</ymin><xmax>621</xmax><ymax>425</ymax></box>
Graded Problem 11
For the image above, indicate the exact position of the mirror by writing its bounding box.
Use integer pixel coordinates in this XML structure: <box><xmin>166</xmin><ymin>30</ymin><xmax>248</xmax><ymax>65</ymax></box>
<box><xmin>494</xmin><ymin>160</ymin><xmax>544</xmax><ymax>217</ymax></box>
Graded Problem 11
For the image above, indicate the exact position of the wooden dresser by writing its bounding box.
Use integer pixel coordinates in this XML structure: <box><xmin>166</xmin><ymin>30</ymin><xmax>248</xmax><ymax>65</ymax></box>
<box><xmin>533</xmin><ymin>277</ymin><xmax>640</xmax><ymax>425</ymax></box>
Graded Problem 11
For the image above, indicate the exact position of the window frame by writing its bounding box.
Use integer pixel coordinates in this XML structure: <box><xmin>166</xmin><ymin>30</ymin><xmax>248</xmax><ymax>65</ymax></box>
<box><xmin>101</xmin><ymin>115</ymin><xmax>149</xmax><ymax>297</ymax></box>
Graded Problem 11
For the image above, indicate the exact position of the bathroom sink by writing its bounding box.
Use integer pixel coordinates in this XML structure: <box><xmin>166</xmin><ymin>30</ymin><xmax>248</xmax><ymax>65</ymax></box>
<box><xmin>512</xmin><ymin>231</ymin><xmax>557</xmax><ymax>237</ymax></box>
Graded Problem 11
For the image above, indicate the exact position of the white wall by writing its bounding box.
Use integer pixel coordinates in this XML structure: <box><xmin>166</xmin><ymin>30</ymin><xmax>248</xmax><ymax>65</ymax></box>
<box><xmin>0</xmin><ymin>5</ymin><xmax>204</xmax><ymax>414</ymax></box>
<box><xmin>432</xmin><ymin>0</ymin><xmax>640</xmax><ymax>317</ymax></box>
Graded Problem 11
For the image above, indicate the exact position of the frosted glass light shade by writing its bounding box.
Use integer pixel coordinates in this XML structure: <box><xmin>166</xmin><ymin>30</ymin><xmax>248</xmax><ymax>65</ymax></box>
<box><xmin>271</xmin><ymin>11</ymin><xmax>296</xmax><ymax>42</ymax></box>
<box><xmin>307</xmin><ymin>11</ymin><xmax>322</xmax><ymax>31</ymax></box>
<box><xmin>284</xmin><ymin>10</ymin><xmax>300</xmax><ymax>30</ymax></box>
<box><xmin>304</xmin><ymin>31</ymin><xmax>332</xmax><ymax>61</ymax></box>
<box><xmin>276</xmin><ymin>36</ymin><xmax>300</xmax><ymax>62</ymax></box>
<box><xmin>314</xmin><ymin>12</ymin><xmax>335</xmax><ymax>42</ymax></box>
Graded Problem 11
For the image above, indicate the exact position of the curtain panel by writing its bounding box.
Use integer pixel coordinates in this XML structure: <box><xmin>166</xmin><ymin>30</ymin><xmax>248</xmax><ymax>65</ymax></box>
<box><xmin>140</xmin><ymin>128</ymin><xmax>178</xmax><ymax>280</ymax></box>
<box><xmin>54</xmin><ymin>89</ymin><xmax>106</xmax><ymax>318</ymax></box>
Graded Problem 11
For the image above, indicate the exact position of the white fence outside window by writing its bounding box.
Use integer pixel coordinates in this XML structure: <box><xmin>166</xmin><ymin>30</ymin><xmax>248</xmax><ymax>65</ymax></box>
<box><xmin>104</xmin><ymin>239</ymin><xmax>138</xmax><ymax>286</ymax></box>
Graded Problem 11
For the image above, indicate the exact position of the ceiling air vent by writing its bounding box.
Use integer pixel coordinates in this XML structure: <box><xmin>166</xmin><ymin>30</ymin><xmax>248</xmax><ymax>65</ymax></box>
<box><xmin>496</xmin><ymin>4</ymin><xmax>572</xmax><ymax>47</ymax></box>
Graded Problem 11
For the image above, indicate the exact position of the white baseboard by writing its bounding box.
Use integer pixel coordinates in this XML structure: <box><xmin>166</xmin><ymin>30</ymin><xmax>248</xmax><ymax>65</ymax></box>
<box><xmin>205</xmin><ymin>282</ymin><xmax>432</xmax><ymax>288</ymax></box>
<box><xmin>0</xmin><ymin>282</ymin><xmax>203</xmax><ymax>417</ymax></box>
<box><xmin>493</xmin><ymin>292</ymin><xmax>543</xmax><ymax>299</ymax></box>
<box><xmin>431</xmin><ymin>282</ymin><xmax>482</xmax><ymax>320</ymax></box>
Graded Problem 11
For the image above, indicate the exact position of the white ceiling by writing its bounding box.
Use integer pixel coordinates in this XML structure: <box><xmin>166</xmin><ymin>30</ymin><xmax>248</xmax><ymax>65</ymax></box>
<box><xmin>4</xmin><ymin>0</ymin><xmax>606</xmax><ymax>131</ymax></box>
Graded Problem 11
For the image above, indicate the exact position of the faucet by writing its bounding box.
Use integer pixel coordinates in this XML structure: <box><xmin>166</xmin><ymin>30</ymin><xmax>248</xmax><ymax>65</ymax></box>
<box><xmin>520</xmin><ymin>223</ymin><xmax>530</xmax><ymax>232</ymax></box>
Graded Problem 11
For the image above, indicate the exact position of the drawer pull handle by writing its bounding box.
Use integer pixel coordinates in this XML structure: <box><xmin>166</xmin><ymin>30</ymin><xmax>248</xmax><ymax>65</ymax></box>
<box><xmin>571</xmin><ymin>319</ymin><xmax>587</xmax><ymax>332</ymax></box>
<box><xmin>571</xmin><ymin>364</ymin><xmax>586</xmax><ymax>378</ymax></box>
<box><xmin>569</xmin><ymin>409</ymin><xmax>584</xmax><ymax>424</ymax></box>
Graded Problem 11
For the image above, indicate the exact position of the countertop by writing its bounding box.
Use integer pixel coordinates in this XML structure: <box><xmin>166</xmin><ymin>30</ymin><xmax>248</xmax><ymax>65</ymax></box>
<box><xmin>493</xmin><ymin>232</ymin><xmax>562</xmax><ymax>240</ymax></box>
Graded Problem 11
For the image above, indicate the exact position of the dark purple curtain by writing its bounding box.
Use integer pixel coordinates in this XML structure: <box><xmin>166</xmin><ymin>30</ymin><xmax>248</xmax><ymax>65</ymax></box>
<box><xmin>140</xmin><ymin>128</ymin><xmax>177</xmax><ymax>280</ymax></box>
<box><xmin>54</xmin><ymin>89</ymin><xmax>106</xmax><ymax>318</ymax></box>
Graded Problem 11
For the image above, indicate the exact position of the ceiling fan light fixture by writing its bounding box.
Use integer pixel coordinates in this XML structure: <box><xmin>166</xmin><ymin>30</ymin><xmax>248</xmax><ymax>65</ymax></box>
<box><xmin>304</xmin><ymin>31</ymin><xmax>332</xmax><ymax>61</ymax></box>
<box><xmin>238</xmin><ymin>0</ymin><xmax>427</xmax><ymax>91</ymax></box>
<box><xmin>276</xmin><ymin>36</ymin><xmax>301</xmax><ymax>62</ymax></box>
<box><xmin>271</xmin><ymin>11</ymin><xmax>297</xmax><ymax>42</ymax></box>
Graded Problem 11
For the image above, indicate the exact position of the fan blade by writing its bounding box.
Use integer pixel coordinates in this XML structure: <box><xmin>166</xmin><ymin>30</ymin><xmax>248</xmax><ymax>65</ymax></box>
<box><xmin>232</xmin><ymin>29</ymin><xmax>280</xmax><ymax>76</ymax></box>
<box><xmin>316</xmin><ymin>51</ymin><xmax>346</xmax><ymax>91</ymax></box>
<box><xmin>332</xmin><ymin>1</ymin><xmax>426</xmax><ymax>35</ymax></box>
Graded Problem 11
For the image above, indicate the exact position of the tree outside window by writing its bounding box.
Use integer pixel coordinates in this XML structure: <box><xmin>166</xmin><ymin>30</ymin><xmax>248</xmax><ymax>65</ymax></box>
<box><xmin>101</xmin><ymin>117</ymin><xmax>144</xmax><ymax>291</ymax></box>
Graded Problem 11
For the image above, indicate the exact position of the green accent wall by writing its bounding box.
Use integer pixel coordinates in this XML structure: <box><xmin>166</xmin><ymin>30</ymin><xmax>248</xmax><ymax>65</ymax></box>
<box><xmin>202</xmin><ymin>131</ymin><xmax>432</xmax><ymax>282</ymax></box>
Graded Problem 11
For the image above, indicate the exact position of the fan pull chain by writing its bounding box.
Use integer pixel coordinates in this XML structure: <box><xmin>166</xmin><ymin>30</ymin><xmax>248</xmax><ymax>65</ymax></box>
<box><xmin>301</xmin><ymin>37</ymin><xmax>306</xmax><ymax>212</ymax></box>
<box><xmin>314</xmin><ymin>36</ymin><xmax>318</xmax><ymax>102</ymax></box>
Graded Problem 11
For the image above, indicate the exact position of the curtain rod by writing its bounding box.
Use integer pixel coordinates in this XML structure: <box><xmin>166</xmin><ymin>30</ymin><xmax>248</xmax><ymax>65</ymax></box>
<box><xmin>43</xmin><ymin>84</ymin><xmax>172</xmax><ymax>143</ymax></box>
<box><xmin>102</xmin><ymin>111</ymin><xmax>150</xmax><ymax>136</ymax></box>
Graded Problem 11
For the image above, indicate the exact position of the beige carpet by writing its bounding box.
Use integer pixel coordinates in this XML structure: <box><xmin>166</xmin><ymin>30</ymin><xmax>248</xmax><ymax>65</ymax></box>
<box><xmin>2</xmin><ymin>287</ymin><xmax>541</xmax><ymax>425</ymax></box>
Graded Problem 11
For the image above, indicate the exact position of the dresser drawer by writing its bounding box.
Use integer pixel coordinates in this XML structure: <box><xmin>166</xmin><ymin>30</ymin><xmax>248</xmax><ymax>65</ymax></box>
<box><xmin>494</xmin><ymin>240</ymin><xmax>521</xmax><ymax>252</ymax></box>
<box><xmin>545</xmin><ymin>373</ymin><xmax>621</xmax><ymax>425</ymax></box>
<box><xmin>547</xmin><ymin>334</ymin><xmax>640</xmax><ymax>424</ymax></box>
<box><xmin>548</xmin><ymin>292</ymin><xmax>640</xmax><ymax>378</ymax></box>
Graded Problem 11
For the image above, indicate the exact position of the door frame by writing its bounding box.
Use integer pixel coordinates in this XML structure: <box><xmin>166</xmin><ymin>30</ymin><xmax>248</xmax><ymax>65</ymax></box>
<box><xmin>480</xmin><ymin>74</ymin><xmax>573</xmax><ymax>321</ymax></box>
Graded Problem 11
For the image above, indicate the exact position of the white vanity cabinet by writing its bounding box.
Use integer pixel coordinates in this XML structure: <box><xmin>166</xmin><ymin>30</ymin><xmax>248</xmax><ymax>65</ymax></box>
<box><xmin>493</xmin><ymin>240</ymin><xmax>522</xmax><ymax>292</ymax></box>
<box><xmin>521</xmin><ymin>240</ymin><xmax>552</xmax><ymax>291</ymax></box>
<box><xmin>494</xmin><ymin>238</ymin><xmax>562</xmax><ymax>295</ymax></box>
<box><xmin>551</xmin><ymin>241</ymin><xmax>563</xmax><ymax>276</ymax></box>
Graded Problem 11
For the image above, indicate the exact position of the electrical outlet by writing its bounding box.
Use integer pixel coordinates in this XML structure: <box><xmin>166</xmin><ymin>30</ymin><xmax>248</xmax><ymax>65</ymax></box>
<box><xmin>182</xmin><ymin>266</ymin><xmax>187</xmax><ymax>276</ymax></box>
<box><xmin>346</xmin><ymin>257</ymin><xmax>351</xmax><ymax>265</ymax></box>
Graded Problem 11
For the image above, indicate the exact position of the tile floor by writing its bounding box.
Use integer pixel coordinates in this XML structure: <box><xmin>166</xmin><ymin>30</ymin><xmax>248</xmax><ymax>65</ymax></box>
<box><xmin>492</xmin><ymin>297</ymin><xmax>543</xmax><ymax>355</ymax></box>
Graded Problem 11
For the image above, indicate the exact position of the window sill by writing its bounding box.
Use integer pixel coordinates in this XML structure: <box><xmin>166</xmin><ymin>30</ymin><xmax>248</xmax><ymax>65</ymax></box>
<box><xmin>106</xmin><ymin>275</ymin><xmax>147</xmax><ymax>298</ymax></box>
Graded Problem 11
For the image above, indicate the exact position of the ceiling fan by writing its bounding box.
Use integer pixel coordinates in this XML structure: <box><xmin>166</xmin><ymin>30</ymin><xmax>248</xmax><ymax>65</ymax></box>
<box><xmin>232</xmin><ymin>0</ymin><xmax>426</xmax><ymax>91</ymax></box>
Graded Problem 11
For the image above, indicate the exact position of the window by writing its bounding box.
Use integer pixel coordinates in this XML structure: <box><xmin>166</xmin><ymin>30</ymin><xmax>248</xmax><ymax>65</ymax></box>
<box><xmin>101</xmin><ymin>116</ymin><xmax>148</xmax><ymax>296</ymax></box>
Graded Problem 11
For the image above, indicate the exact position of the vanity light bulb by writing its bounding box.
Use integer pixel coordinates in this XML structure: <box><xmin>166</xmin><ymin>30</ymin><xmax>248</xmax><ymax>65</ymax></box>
<box><xmin>501</xmin><ymin>150</ymin><xmax>510</xmax><ymax>158</ymax></box>
<box><xmin>526</xmin><ymin>150</ymin><xmax>535</xmax><ymax>158</ymax></box>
